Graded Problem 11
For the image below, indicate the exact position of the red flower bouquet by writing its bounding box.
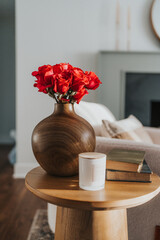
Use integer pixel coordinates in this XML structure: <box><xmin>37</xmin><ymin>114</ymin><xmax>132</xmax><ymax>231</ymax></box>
<box><xmin>32</xmin><ymin>63</ymin><xmax>102</xmax><ymax>103</ymax></box>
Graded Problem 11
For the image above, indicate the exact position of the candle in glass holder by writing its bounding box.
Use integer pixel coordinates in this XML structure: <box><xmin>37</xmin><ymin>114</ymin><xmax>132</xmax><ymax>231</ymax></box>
<box><xmin>79</xmin><ymin>152</ymin><xmax>106</xmax><ymax>191</ymax></box>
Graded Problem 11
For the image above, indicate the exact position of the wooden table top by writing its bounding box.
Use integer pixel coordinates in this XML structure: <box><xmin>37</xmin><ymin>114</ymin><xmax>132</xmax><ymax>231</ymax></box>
<box><xmin>25</xmin><ymin>167</ymin><xmax>160</xmax><ymax>210</ymax></box>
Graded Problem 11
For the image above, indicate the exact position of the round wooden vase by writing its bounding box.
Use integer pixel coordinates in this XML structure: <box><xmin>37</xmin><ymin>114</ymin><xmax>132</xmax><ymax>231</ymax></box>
<box><xmin>32</xmin><ymin>103</ymin><xmax>96</xmax><ymax>176</ymax></box>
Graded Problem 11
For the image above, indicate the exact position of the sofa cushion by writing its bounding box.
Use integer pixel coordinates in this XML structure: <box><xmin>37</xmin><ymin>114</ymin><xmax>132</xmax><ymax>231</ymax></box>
<box><xmin>102</xmin><ymin>115</ymin><xmax>153</xmax><ymax>144</ymax></box>
<box><xmin>75</xmin><ymin>101</ymin><xmax>116</xmax><ymax>136</ymax></box>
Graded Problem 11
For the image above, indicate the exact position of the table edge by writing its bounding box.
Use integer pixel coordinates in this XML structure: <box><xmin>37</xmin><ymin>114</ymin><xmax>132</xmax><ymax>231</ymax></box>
<box><xmin>25</xmin><ymin>169</ymin><xmax>160</xmax><ymax>211</ymax></box>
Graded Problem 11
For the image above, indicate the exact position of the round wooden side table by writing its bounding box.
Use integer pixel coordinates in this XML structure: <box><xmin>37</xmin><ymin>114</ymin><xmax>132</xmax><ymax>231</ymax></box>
<box><xmin>25</xmin><ymin>167</ymin><xmax>160</xmax><ymax>240</ymax></box>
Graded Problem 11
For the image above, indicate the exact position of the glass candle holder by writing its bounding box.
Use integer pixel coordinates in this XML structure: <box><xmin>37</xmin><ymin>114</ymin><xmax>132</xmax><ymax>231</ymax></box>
<box><xmin>79</xmin><ymin>152</ymin><xmax>106</xmax><ymax>191</ymax></box>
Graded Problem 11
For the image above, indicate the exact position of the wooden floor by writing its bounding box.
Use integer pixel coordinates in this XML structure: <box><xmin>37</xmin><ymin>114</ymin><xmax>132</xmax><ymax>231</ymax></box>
<box><xmin>0</xmin><ymin>145</ymin><xmax>47</xmax><ymax>240</ymax></box>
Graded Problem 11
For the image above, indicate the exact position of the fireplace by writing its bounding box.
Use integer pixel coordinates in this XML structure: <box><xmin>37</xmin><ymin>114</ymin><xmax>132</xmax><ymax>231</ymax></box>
<box><xmin>97</xmin><ymin>51</ymin><xmax>160</xmax><ymax>122</ymax></box>
<box><xmin>125</xmin><ymin>73</ymin><xmax>160</xmax><ymax>127</ymax></box>
<box><xmin>150</xmin><ymin>101</ymin><xmax>160</xmax><ymax>127</ymax></box>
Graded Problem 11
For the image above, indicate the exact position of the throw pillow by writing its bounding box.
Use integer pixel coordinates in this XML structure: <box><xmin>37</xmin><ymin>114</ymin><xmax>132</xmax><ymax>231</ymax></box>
<box><xmin>102</xmin><ymin>115</ymin><xmax>153</xmax><ymax>144</ymax></box>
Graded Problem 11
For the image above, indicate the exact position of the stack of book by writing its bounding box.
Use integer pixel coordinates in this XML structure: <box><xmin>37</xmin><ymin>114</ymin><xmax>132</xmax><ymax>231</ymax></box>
<box><xmin>106</xmin><ymin>149</ymin><xmax>152</xmax><ymax>183</ymax></box>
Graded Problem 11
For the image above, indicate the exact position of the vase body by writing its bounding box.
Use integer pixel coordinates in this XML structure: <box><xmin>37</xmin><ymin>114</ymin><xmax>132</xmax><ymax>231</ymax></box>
<box><xmin>32</xmin><ymin>103</ymin><xmax>95</xmax><ymax>176</ymax></box>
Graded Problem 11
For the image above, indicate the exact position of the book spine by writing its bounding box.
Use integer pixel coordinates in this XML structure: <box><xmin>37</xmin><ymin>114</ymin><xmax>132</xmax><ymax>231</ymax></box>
<box><xmin>106</xmin><ymin>179</ymin><xmax>151</xmax><ymax>183</ymax></box>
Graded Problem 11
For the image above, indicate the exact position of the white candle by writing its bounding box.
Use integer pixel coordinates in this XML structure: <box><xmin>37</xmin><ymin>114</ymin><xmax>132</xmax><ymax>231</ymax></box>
<box><xmin>127</xmin><ymin>5</ymin><xmax>131</xmax><ymax>50</ymax></box>
<box><xmin>116</xmin><ymin>0</ymin><xmax>120</xmax><ymax>25</ymax></box>
<box><xmin>79</xmin><ymin>152</ymin><xmax>106</xmax><ymax>191</ymax></box>
<box><xmin>127</xmin><ymin>6</ymin><xmax>131</xmax><ymax>29</ymax></box>
<box><xmin>116</xmin><ymin>0</ymin><xmax>120</xmax><ymax>50</ymax></box>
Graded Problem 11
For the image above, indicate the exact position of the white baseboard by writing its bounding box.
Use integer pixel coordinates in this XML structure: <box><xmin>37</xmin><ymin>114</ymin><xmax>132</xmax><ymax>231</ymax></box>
<box><xmin>14</xmin><ymin>162</ymin><xmax>39</xmax><ymax>178</ymax></box>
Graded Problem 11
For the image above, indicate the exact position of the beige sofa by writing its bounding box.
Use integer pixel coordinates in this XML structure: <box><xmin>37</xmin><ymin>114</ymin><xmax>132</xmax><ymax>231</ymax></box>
<box><xmin>48</xmin><ymin>101</ymin><xmax>160</xmax><ymax>240</ymax></box>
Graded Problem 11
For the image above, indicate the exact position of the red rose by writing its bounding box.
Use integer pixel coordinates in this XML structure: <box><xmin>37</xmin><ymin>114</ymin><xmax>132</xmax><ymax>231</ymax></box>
<box><xmin>85</xmin><ymin>71</ymin><xmax>102</xmax><ymax>90</ymax></box>
<box><xmin>32</xmin><ymin>65</ymin><xmax>54</xmax><ymax>93</ymax></box>
<box><xmin>71</xmin><ymin>68</ymin><xmax>89</xmax><ymax>91</ymax></box>
<box><xmin>32</xmin><ymin>71</ymin><xmax>39</xmax><ymax>77</ymax></box>
<box><xmin>38</xmin><ymin>65</ymin><xmax>53</xmax><ymax>73</ymax></box>
<box><xmin>38</xmin><ymin>65</ymin><xmax>53</xmax><ymax>85</ymax></box>
<box><xmin>53</xmin><ymin>63</ymin><xmax>73</xmax><ymax>74</ymax></box>
<box><xmin>72</xmin><ymin>88</ymin><xmax>88</xmax><ymax>104</ymax></box>
<box><xmin>56</xmin><ymin>79</ymin><xmax>70</xmax><ymax>94</ymax></box>
<box><xmin>32</xmin><ymin>63</ymin><xmax>102</xmax><ymax>104</ymax></box>
<box><xmin>54</xmin><ymin>71</ymin><xmax>72</xmax><ymax>94</ymax></box>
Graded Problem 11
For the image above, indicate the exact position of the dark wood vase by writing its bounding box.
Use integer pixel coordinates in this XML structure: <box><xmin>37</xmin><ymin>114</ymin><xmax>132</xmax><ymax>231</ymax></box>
<box><xmin>32</xmin><ymin>103</ymin><xmax>95</xmax><ymax>176</ymax></box>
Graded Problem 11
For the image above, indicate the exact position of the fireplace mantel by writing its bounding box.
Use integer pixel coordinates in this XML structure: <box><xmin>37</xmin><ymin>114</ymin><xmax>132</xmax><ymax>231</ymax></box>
<box><xmin>97</xmin><ymin>51</ymin><xmax>160</xmax><ymax>120</ymax></box>
<box><xmin>99</xmin><ymin>51</ymin><xmax>160</xmax><ymax>54</ymax></box>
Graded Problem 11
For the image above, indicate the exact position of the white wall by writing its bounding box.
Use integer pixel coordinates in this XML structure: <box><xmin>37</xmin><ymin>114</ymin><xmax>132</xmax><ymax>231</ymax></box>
<box><xmin>99</xmin><ymin>0</ymin><xmax>160</xmax><ymax>51</ymax></box>
<box><xmin>14</xmin><ymin>0</ymin><xmax>160</xmax><ymax>177</ymax></box>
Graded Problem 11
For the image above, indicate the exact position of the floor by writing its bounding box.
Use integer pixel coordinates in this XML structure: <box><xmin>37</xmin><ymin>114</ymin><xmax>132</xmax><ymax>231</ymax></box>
<box><xmin>0</xmin><ymin>144</ymin><xmax>47</xmax><ymax>240</ymax></box>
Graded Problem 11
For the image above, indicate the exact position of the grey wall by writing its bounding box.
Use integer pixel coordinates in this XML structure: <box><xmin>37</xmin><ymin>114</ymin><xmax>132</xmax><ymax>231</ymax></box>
<box><xmin>0</xmin><ymin>0</ymin><xmax>15</xmax><ymax>143</ymax></box>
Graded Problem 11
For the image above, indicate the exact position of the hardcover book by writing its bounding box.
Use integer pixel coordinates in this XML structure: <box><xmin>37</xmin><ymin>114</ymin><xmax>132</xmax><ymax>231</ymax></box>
<box><xmin>106</xmin><ymin>149</ymin><xmax>145</xmax><ymax>173</ymax></box>
<box><xmin>106</xmin><ymin>160</ymin><xmax>152</xmax><ymax>182</ymax></box>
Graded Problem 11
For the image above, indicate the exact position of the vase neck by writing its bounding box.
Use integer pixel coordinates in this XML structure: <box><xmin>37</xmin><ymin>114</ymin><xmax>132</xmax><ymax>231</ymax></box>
<box><xmin>54</xmin><ymin>103</ymin><xmax>75</xmax><ymax>114</ymax></box>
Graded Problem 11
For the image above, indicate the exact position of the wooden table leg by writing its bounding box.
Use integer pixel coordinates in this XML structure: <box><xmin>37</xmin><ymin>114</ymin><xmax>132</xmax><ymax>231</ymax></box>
<box><xmin>55</xmin><ymin>206</ymin><xmax>128</xmax><ymax>240</ymax></box>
